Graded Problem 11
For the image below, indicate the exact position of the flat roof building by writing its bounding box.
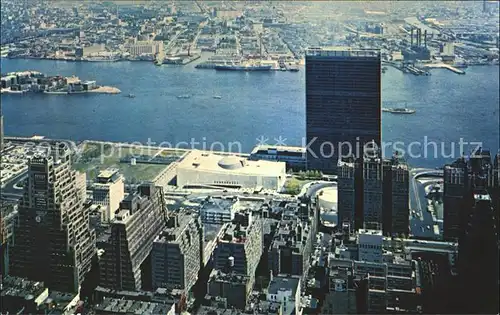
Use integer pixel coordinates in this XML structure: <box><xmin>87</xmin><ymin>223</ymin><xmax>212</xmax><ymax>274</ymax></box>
<box><xmin>92</xmin><ymin>168</ymin><xmax>124</xmax><ymax>223</ymax></box>
<box><xmin>9</xmin><ymin>145</ymin><xmax>96</xmax><ymax>292</ymax></box>
<box><xmin>151</xmin><ymin>211</ymin><xmax>203</xmax><ymax>292</ymax></box>
<box><xmin>266</xmin><ymin>275</ymin><xmax>302</xmax><ymax>315</ymax></box>
<box><xmin>250</xmin><ymin>145</ymin><xmax>306</xmax><ymax>171</ymax></box>
<box><xmin>99</xmin><ymin>184</ymin><xmax>167</xmax><ymax>291</ymax></box>
<box><xmin>176</xmin><ymin>151</ymin><xmax>286</xmax><ymax>191</ymax></box>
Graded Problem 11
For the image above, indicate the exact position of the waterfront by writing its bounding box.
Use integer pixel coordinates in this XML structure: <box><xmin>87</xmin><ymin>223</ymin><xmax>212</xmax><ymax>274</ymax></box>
<box><xmin>1</xmin><ymin>57</ymin><xmax>499</xmax><ymax>169</ymax></box>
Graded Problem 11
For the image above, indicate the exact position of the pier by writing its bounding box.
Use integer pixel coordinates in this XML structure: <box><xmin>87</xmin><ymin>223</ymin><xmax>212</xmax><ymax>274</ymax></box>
<box><xmin>423</xmin><ymin>63</ymin><xmax>466</xmax><ymax>75</ymax></box>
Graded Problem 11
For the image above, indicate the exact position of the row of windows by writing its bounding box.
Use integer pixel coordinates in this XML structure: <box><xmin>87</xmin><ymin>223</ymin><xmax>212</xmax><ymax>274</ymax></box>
<box><xmin>214</xmin><ymin>180</ymin><xmax>238</xmax><ymax>185</ymax></box>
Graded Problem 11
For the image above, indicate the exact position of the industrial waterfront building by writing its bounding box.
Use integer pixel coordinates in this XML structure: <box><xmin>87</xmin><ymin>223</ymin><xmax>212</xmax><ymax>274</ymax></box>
<box><xmin>126</xmin><ymin>40</ymin><xmax>164</xmax><ymax>56</ymax></box>
<box><xmin>151</xmin><ymin>211</ymin><xmax>203</xmax><ymax>292</ymax></box>
<box><xmin>9</xmin><ymin>145</ymin><xmax>96</xmax><ymax>292</ymax></box>
<box><xmin>99</xmin><ymin>184</ymin><xmax>167</xmax><ymax>291</ymax></box>
<box><xmin>176</xmin><ymin>151</ymin><xmax>286</xmax><ymax>190</ymax></box>
<box><xmin>305</xmin><ymin>47</ymin><xmax>381</xmax><ymax>174</ymax></box>
<box><xmin>92</xmin><ymin>168</ymin><xmax>124</xmax><ymax>223</ymax></box>
<box><xmin>338</xmin><ymin>151</ymin><xmax>409</xmax><ymax>235</ymax></box>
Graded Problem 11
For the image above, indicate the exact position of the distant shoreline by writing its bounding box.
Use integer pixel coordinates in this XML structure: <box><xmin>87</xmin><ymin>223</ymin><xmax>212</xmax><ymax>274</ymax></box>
<box><xmin>2</xmin><ymin>86</ymin><xmax>121</xmax><ymax>95</ymax></box>
<box><xmin>3</xmin><ymin>55</ymin><xmax>153</xmax><ymax>63</ymax></box>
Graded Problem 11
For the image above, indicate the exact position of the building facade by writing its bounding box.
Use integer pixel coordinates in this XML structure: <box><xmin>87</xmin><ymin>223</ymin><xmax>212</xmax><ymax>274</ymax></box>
<box><xmin>151</xmin><ymin>211</ymin><xmax>203</xmax><ymax>292</ymax></box>
<box><xmin>92</xmin><ymin>169</ymin><xmax>124</xmax><ymax>223</ymax></box>
<box><xmin>453</xmin><ymin>149</ymin><xmax>499</xmax><ymax>314</ymax></box>
<box><xmin>305</xmin><ymin>47</ymin><xmax>381</xmax><ymax>173</ymax></box>
<box><xmin>210</xmin><ymin>211</ymin><xmax>263</xmax><ymax>308</ymax></box>
<box><xmin>338</xmin><ymin>153</ymin><xmax>409</xmax><ymax>235</ymax></box>
<box><xmin>268</xmin><ymin>216</ymin><xmax>314</xmax><ymax>278</ymax></box>
<box><xmin>9</xmin><ymin>146</ymin><xmax>96</xmax><ymax>292</ymax></box>
<box><xmin>99</xmin><ymin>184</ymin><xmax>167</xmax><ymax>291</ymax></box>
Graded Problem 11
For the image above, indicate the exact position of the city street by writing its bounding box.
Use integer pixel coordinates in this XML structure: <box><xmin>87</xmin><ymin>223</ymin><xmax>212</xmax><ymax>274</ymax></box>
<box><xmin>409</xmin><ymin>168</ymin><xmax>443</xmax><ymax>239</ymax></box>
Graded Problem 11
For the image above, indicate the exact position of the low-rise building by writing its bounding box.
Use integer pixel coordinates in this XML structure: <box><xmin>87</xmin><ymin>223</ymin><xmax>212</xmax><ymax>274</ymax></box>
<box><xmin>176</xmin><ymin>151</ymin><xmax>286</xmax><ymax>191</ymax></box>
<box><xmin>94</xmin><ymin>298</ymin><xmax>175</xmax><ymax>315</ymax></box>
<box><xmin>266</xmin><ymin>275</ymin><xmax>301</xmax><ymax>315</ymax></box>
<box><xmin>250</xmin><ymin>145</ymin><xmax>306</xmax><ymax>171</ymax></box>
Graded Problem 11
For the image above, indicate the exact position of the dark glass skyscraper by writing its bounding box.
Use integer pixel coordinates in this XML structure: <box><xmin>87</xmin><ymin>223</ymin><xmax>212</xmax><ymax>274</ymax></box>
<box><xmin>305</xmin><ymin>47</ymin><xmax>381</xmax><ymax>174</ymax></box>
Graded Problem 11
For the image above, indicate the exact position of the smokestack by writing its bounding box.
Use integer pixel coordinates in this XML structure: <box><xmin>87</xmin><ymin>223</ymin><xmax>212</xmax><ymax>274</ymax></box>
<box><xmin>424</xmin><ymin>30</ymin><xmax>427</xmax><ymax>47</ymax></box>
<box><xmin>410</xmin><ymin>28</ymin><xmax>414</xmax><ymax>46</ymax></box>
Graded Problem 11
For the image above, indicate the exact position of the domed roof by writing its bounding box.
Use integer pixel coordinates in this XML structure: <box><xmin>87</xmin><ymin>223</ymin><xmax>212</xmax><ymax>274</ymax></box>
<box><xmin>218</xmin><ymin>156</ymin><xmax>245</xmax><ymax>170</ymax></box>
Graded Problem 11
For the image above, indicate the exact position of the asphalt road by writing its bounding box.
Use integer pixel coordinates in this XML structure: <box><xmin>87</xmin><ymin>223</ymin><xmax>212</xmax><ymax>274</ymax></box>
<box><xmin>409</xmin><ymin>168</ymin><xmax>443</xmax><ymax>239</ymax></box>
<box><xmin>1</xmin><ymin>170</ymin><xmax>27</xmax><ymax>197</ymax></box>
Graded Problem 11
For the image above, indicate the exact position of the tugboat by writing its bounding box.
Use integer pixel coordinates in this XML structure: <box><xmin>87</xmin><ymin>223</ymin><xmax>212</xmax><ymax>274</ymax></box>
<box><xmin>127</xmin><ymin>93</ymin><xmax>135</xmax><ymax>98</ymax></box>
<box><xmin>382</xmin><ymin>103</ymin><xmax>415</xmax><ymax>114</ymax></box>
<box><xmin>382</xmin><ymin>107</ymin><xmax>416</xmax><ymax>114</ymax></box>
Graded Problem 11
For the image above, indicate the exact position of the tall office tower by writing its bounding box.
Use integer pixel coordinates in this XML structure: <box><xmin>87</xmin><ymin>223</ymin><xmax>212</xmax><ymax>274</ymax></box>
<box><xmin>443</xmin><ymin>158</ymin><xmax>467</xmax><ymax>240</ymax></box>
<box><xmin>454</xmin><ymin>149</ymin><xmax>499</xmax><ymax>314</ymax></box>
<box><xmin>339</xmin><ymin>151</ymin><xmax>409</xmax><ymax>234</ymax></box>
<box><xmin>362</xmin><ymin>157</ymin><xmax>384</xmax><ymax>230</ymax></box>
<box><xmin>92</xmin><ymin>169</ymin><xmax>124</xmax><ymax>223</ymax></box>
<box><xmin>151</xmin><ymin>211</ymin><xmax>203</xmax><ymax>292</ymax></box>
<box><xmin>212</xmin><ymin>211</ymin><xmax>262</xmax><ymax>295</ymax></box>
<box><xmin>9</xmin><ymin>145</ymin><xmax>96</xmax><ymax>292</ymax></box>
<box><xmin>382</xmin><ymin>157</ymin><xmax>410</xmax><ymax>236</ymax></box>
<box><xmin>0</xmin><ymin>101</ymin><xmax>4</xmax><ymax>152</ymax></box>
<box><xmin>99</xmin><ymin>184</ymin><xmax>167</xmax><ymax>291</ymax></box>
<box><xmin>0</xmin><ymin>202</ymin><xmax>18</xmax><ymax>278</ymax></box>
<box><xmin>305</xmin><ymin>47</ymin><xmax>381</xmax><ymax>174</ymax></box>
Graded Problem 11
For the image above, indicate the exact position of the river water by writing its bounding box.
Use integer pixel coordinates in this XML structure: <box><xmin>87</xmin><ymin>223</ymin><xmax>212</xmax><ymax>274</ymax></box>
<box><xmin>1</xmin><ymin>57</ymin><xmax>499</xmax><ymax>168</ymax></box>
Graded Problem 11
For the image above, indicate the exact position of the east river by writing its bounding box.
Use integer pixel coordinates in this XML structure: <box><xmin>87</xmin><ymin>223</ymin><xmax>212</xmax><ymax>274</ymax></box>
<box><xmin>1</xmin><ymin>57</ymin><xmax>499</xmax><ymax>168</ymax></box>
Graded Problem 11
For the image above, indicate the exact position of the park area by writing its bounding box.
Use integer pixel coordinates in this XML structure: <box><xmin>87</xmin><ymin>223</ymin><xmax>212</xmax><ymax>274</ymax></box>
<box><xmin>72</xmin><ymin>141</ymin><xmax>185</xmax><ymax>183</ymax></box>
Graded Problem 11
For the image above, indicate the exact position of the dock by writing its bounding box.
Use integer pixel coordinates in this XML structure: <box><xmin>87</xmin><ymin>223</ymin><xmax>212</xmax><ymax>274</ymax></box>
<box><xmin>423</xmin><ymin>63</ymin><xmax>466</xmax><ymax>75</ymax></box>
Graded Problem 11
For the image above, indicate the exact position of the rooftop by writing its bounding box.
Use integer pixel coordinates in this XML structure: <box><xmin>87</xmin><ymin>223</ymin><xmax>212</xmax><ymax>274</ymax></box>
<box><xmin>154</xmin><ymin>212</ymin><xmax>199</xmax><ymax>244</ymax></box>
<box><xmin>0</xmin><ymin>276</ymin><xmax>47</xmax><ymax>300</ymax></box>
<box><xmin>251</xmin><ymin>145</ymin><xmax>305</xmax><ymax>155</ymax></box>
<box><xmin>306</xmin><ymin>46</ymin><xmax>380</xmax><ymax>57</ymax></box>
<box><xmin>209</xmin><ymin>269</ymin><xmax>250</xmax><ymax>284</ymax></box>
<box><xmin>97</xmin><ymin>168</ymin><xmax>120</xmax><ymax>181</ymax></box>
<box><xmin>94</xmin><ymin>298</ymin><xmax>174</xmax><ymax>315</ymax></box>
<box><xmin>178</xmin><ymin>150</ymin><xmax>285</xmax><ymax>176</ymax></box>
<box><xmin>267</xmin><ymin>275</ymin><xmax>300</xmax><ymax>296</ymax></box>
<box><xmin>359</xmin><ymin>229</ymin><xmax>383</xmax><ymax>236</ymax></box>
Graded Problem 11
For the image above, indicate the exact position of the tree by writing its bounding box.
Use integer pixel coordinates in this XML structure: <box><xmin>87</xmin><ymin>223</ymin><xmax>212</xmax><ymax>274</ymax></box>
<box><xmin>284</xmin><ymin>179</ymin><xmax>300</xmax><ymax>196</ymax></box>
<box><xmin>298</xmin><ymin>171</ymin><xmax>306</xmax><ymax>180</ymax></box>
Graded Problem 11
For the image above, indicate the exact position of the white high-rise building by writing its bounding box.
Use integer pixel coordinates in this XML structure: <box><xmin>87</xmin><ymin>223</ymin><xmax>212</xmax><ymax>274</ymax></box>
<box><xmin>92</xmin><ymin>169</ymin><xmax>124</xmax><ymax>223</ymax></box>
<box><xmin>358</xmin><ymin>229</ymin><xmax>383</xmax><ymax>263</ymax></box>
